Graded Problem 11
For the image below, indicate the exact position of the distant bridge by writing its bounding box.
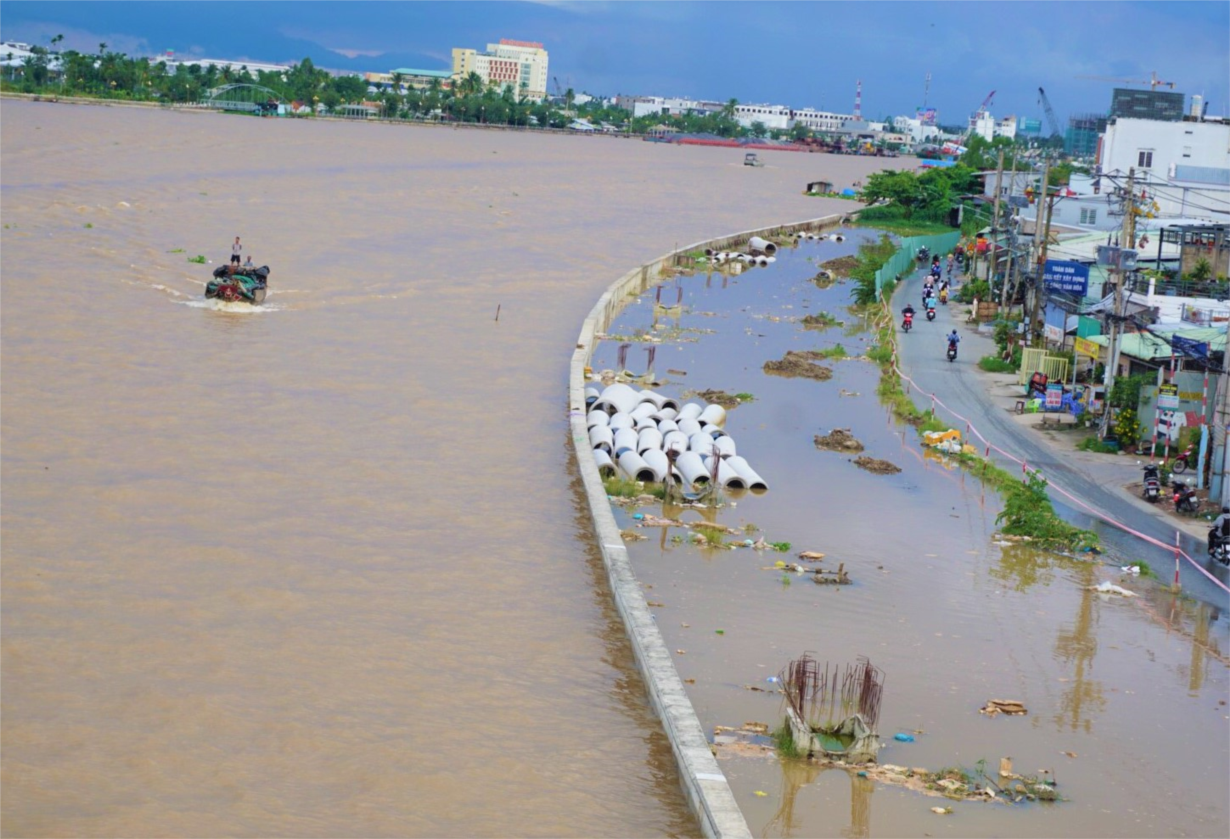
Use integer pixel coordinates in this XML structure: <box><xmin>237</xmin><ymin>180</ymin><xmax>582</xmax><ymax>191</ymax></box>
<box><xmin>202</xmin><ymin>83</ymin><xmax>282</xmax><ymax>114</ymax></box>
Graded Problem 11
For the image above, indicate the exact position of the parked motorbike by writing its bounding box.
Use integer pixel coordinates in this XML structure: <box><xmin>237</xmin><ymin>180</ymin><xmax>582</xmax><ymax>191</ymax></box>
<box><xmin>1170</xmin><ymin>444</ymin><xmax>1197</xmax><ymax>474</ymax></box>
<box><xmin>946</xmin><ymin>341</ymin><xmax>958</xmax><ymax>362</ymax></box>
<box><xmin>1173</xmin><ymin>480</ymin><xmax>1199</xmax><ymax>514</ymax></box>
<box><xmin>1141</xmin><ymin>463</ymin><xmax>1161</xmax><ymax>503</ymax></box>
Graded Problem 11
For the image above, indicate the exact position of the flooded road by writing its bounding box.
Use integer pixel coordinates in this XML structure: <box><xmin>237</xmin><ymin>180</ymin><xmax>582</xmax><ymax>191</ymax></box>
<box><xmin>1</xmin><ymin>101</ymin><xmax>907</xmax><ymax>836</ymax></box>
<box><xmin>593</xmin><ymin>239</ymin><xmax>1230</xmax><ymax>837</ymax></box>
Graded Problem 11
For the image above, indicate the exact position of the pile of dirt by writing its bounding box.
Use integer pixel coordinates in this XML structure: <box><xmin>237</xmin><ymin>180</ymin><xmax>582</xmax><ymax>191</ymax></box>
<box><xmin>763</xmin><ymin>351</ymin><xmax>833</xmax><ymax>381</ymax></box>
<box><xmin>853</xmin><ymin>456</ymin><xmax>901</xmax><ymax>474</ymax></box>
<box><xmin>814</xmin><ymin>428</ymin><xmax>865</xmax><ymax>452</ymax></box>
<box><xmin>801</xmin><ymin>313</ymin><xmax>842</xmax><ymax>329</ymax></box>
<box><xmin>693</xmin><ymin>389</ymin><xmax>742</xmax><ymax>409</ymax></box>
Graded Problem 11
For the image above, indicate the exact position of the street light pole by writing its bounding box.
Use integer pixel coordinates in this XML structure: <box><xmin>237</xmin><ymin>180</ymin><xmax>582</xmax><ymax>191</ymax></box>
<box><xmin>1100</xmin><ymin>167</ymin><xmax>1137</xmax><ymax>439</ymax></box>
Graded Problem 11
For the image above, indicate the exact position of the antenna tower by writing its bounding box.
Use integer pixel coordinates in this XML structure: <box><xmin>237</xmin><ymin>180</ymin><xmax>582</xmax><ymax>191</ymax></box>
<box><xmin>854</xmin><ymin>79</ymin><xmax>862</xmax><ymax>119</ymax></box>
<box><xmin>923</xmin><ymin>72</ymin><xmax>931</xmax><ymax>108</ymax></box>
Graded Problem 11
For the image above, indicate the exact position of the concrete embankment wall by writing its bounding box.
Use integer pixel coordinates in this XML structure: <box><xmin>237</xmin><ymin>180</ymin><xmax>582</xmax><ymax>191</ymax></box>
<box><xmin>569</xmin><ymin>212</ymin><xmax>851</xmax><ymax>839</ymax></box>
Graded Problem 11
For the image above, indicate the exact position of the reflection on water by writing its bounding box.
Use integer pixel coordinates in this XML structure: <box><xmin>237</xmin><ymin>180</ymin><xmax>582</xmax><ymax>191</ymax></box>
<box><xmin>1053</xmin><ymin>564</ymin><xmax>1106</xmax><ymax>734</ymax></box>
<box><xmin>766</xmin><ymin>761</ymin><xmax>871</xmax><ymax>839</ymax></box>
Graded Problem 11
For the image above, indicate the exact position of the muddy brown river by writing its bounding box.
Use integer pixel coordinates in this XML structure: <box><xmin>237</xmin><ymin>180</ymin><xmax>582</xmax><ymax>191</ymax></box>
<box><xmin>1</xmin><ymin>101</ymin><xmax>904</xmax><ymax>837</ymax></box>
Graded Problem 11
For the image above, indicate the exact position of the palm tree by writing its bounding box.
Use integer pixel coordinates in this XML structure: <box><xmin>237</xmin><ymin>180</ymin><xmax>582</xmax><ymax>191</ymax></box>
<box><xmin>721</xmin><ymin>98</ymin><xmax>738</xmax><ymax>120</ymax></box>
<box><xmin>98</xmin><ymin>42</ymin><xmax>107</xmax><ymax>57</ymax></box>
<box><xmin>390</xmin><ymin>71</ymin><xmax>404</xmax><ymax>94</ymax></box>
<box><xmin>564</xmin><ymin>87</ymin><xmax>575</xmax><ymax>112</ymax></box>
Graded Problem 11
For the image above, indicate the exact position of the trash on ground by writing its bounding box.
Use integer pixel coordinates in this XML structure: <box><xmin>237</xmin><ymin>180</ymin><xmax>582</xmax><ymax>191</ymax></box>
<box><xmin>930</xmin><ymin>806</ymin><xmax>953</xmax><ymax>815</ymax></box>
<box><xmin>814</xmin><ymin>428</ymin><xmax>864</xmax><ymax>452</ymax></box>
<box><xmin>979</xmin><ymin>699</ymin><xmax>1028</xmax><ymax>717</ymax></box>
<box><xmin>1088</xmin><ymin>581</ymin><xmax>1137</xmax><ymax>597</ymax></box>
<box><xmin>853</xmin><ymin>456</ymin><xmax>901</xmax><ymax>474</ymax></box>
<box><xmin>1119</xmin><ymin>565</ymin><xmax>1141</xmax><ymax>575</ymax></box>
<box><xmin>797</xmin><ymin>551</ymin><xmax>826</xmax><ymax>561</ymax></box>
<box><xmin>894</xmin><ymin>733</ymin><xmax>915</xmax><ymax>742</ymax></box>
<box><xmin>813</xmin><ymin>563</ymin><xmax>851</xmax><ymax>585</ymax></box>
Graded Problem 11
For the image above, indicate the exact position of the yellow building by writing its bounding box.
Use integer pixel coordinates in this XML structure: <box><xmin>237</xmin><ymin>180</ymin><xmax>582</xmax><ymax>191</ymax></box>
<box><xmin>451</xmin><ymin>39</ymin><xmax>549</xmax><ymax>100</ymax></box>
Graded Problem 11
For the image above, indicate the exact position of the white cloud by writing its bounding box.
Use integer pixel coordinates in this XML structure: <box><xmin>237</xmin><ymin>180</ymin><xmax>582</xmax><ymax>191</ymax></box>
<box><xmin>5</xmin><ymin>21</ymin><xmax>150</xmax><ymax>56</ymax></box>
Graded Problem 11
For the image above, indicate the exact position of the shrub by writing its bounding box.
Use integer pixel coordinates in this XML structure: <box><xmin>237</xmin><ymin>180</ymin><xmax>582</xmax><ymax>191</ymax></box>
<box><xmin>979</xmin><ymin>355</ymin><xmax>1016</xmax><ymax>373</ymax></box>
<box><xmin>956</xmin><ymin>279</ymin><xmax>990</xmax><ymax>304</ymax></box>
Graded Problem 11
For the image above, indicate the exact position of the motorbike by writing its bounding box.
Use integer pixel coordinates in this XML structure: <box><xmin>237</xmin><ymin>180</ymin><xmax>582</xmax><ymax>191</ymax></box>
<box><xmin>902</xmin><ymin>311</ymin><xmax>914</xmax><ymax>332</ymax></box>
<box><xmin>1141</xmin><ymin>463</ymin><xmax>1161</xmax><ymax>503</ymax></box>
<box><xmin>939</xmin><ymin>287</ymin><xmax>949</xmax><ymax>304</ymax></box>
<box><xmin>1210</xmin><ymin>529</ymin><xmax>1230</xmax><ymax>567</ymax></box>
<box><xmin>916</xmin><ymin>246</ymin><xmax>930</xmax><ymax>264</ymax></box>
<box><xmin>926</xmin><ymin>306</ymin><xmax>937</xmax><ymax>321</ymax></box>
<box><xmin>946</xmin><ymin>341</ymin><xmax>958</xmax><ymax>362</ymax></box>
<box><xmin>1173</xmin><ymin>480</ymin><xmax>1199</xmax><ymax>514</ymax></box>
<box><xmin>1170</xmin><ymin>444</ymin><xmax>1197</xmax><ymax>474</ymax></box>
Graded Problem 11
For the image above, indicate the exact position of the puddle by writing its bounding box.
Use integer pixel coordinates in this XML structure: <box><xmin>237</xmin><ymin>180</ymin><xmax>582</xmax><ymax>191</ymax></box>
<box><xmin>591</xmin><ymin>232</ymin><xmax>1230</xmax><ymax>838</ymax></box>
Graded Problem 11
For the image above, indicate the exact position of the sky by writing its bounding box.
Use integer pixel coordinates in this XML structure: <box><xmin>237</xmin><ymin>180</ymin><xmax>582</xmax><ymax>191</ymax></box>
<box><xmin>1</xmin><ymin>1</ymin><xmax>1226</xmax><ymax>125</ymax></box>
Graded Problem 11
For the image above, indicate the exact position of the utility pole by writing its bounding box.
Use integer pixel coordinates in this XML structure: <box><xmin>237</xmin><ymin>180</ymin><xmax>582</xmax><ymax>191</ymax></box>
<box><xmin>1002</xmin><ymin>155</ymin><xmax>1021</xmax><ymax>312</ymax></box>
<box><xmin>991</xmin><ymin>148</ymin><xmax>1005</xmax><ymax>303</ymax></box>
<box><xmin>1217</xmin><ymin>313</ymin><xmax>1230</xmax><ymax>505</ymax></box>
<box><xmin>1028</xmin><ymin>156</ymin><xmax>1052</xmax><ymax>347</ymax></box>
<box><xmin>1101</xmin><ymin>168</ymin><xmax>1136</xmax><ymax>438</ymax></box>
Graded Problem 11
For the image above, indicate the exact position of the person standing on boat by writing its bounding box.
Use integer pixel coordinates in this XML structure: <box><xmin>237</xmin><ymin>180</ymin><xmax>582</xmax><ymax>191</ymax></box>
<box><xmin>243</xmin><ymin>255</ymin><xmax>254</xmax><ymax>269</ymax></box>
<box><xmin>230</xmin><ymin>236</ymin><xmax>243</xmax><ymax>267</ymax></box>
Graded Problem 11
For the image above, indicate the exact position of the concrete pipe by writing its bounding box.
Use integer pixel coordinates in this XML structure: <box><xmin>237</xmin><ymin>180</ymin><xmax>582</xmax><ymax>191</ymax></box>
<box><xmin>698</xmin><ymin>403</ymin><xmax>727</xmax><ymax>426</ymax></box>
<box><xmin>657</xmin><ymin>418</ymin><xmax>679</xmax><ymax>434</ymax></box>
<box><xmin>700</xmin><ymin>423</ymin><xmax>728</xmax><ymax>439</ymax></box>
<box><xmin>630</xmin><ymin>401</ymin><xmax>657</xmax><ymax>421</ymax></box>
<box><xmin>687</xmin><ymin>433</ymin><xmax>716</xmax><ymax>456</ymax></box>
<box><xmin>702</xmin><ymin>455</ymin><xmax>748</xmax><ymax>489</ymax></box>
<box><xmin>587</xmin><ymin>410</ymin><xmax>609</xmax><ymax>430</ymax></box>
<box><xmin>833</xmin><ymin>234</ymin><xmax>846</xmax><ymax>243</ymax></box>
<box><xmin>637</xmin><ymin>427</ymin><xmax>664</xmax><ymax>454</ymax></box>
<box><xmin>635</xmin><ymin>416</ymin><xmax>658</xmax><ymax>431</ymax></box>
<box><xmin>585</xmin><ymin>386</ymin><xmax>600</xmax><ymax>408</ymax></box>
<box><xmin>713</xmin><ymin>435</ymin><xmax>737</xmax><ymax>458</ymax></box>
<box><xmin>663</xmin><ymin>430</ymin><xmax>689</xmax><ymax>454</ymax></box>
<box><xmin>675</xmin><ymin>451</ymin><xmax>711</xmax><ymax>487</ymax></box>
<box><xmin>755</xmin><ymin>256</ymin><xmax>769</xmax><ymax>267</ymax></box>
<box><xmin>592</xmin><ymin>448</ymin><xmax>617</xmax><ymax>478</ymax></box>
<box><xmin>618</xmin><ymin>450</ymin><xmax>658</xmax><ymax>483</ymax></box>
<box><xmin>704</xmin><ymin>247</ymin><xmax>716</xmax><ymax>257</ymax></box>
<box><xmin>640</xmin><ymin>449</ymin><xmax>671</xmax><ymax>482</ymax></box>
<box><xmin>749</xmin><ymin>236</ymin><xmax>778</xmax><ymax>255</ymax></box>
<box><xmin>677</xmin><ymin>417</ymin><xmax>702</xmax><ymax>437</ymax></box>
<box><xmin>608</xmin><ymin>412</ymin><xmax>634</xmax><ymax>431</ymax></box>
<box><xmin>677</xmin><ymin>403</ymin><xmax>703</xmax><ymax>421</ymax></box>
<box><xmin>613</xmin><ymin>427</ymin><xmax>640</xmax><ymax>455</ymax></box>
<box><xmin>594</xmin><ymin>382</ymin><xmax>641</xmax><ymax>416</ymax></box>
<box><xmin>637</xmin><ymin>388</ymin><xmax>669</xmax><ymax>409</ymax></box>
<box><xmin>650</xmin><ymin>407</ymin><xmax>678</xmax><ymax>422</ymax></box>
<box><xmin>727</xmin><ymin>456</ymin><xmax>769</xmax><ymax>491</ymax></box>
<box><xmin>766</xmin><ymin>256</ymin><xmax>777</xmax><ymax>263</ymax></box>
<box><xmin>589</xmin><ymin>425</ymin><xmax>614</xmax><ymax>454</ymax></box>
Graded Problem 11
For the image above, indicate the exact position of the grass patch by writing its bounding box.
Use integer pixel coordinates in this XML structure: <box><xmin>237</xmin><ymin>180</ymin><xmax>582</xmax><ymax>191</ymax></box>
<box><xmin>734</xmin><ymin>392</ymin><xmax>755</xmax><ymax>402</ymax></box>
<box><xmin>83</xmin><ymin>222</ymin><xmax>93</xmax><ymax>229</ymax></box>
<box><xmin>802</xmin><ymin>311</ymin><xmax>842</xmax><ymax>329</ymax></box>
<box><xmin>814</xmin><ymin>344</ymin><xmax>847</xmax><ymax>360</ymax></box>
<box><xmin>978</xmin><ymin>355</ymin><xmax>1017</xmax><ymax>373</ymax></box>
<box><xmin>1135</xmin><ymin>560</ymin><xmax>1157</xmax><ymax>579</ymax></box>
<box><xmin>187</xmin><ymin>255</ymin><xmax>207</xmax><ymax>264</ymax></box>
<box><xmin>603</xmin><ymin>476</ymin><xmax>665</xmax><ymax>500</ymax></box>
<box><xmin>770</xmin><ymin>541</ymin><xmax>792</xmax><ymax>552</ymax></box>
<box><xmin>853</xmin><ymin>216</ymin><xmax>953</xmax><ymax>237</ymax></box>
<box><xmin>1076</xmin><ymin>436</ymin><xmax>1119</xmax><ymax>454</ymax></box>
<box><xmin>693</xmin><ymin>524</ymin><xmax>728</xmax><ymax>548</ymax></box>
<box><xmin>772</xmin><ymin>721</ymin><xmax>804</xmax><ymax>759</ymax></box>
<box><xmin>166</xmin><ymin>248</ymin><xmax>185</xmax><ymax>254</ymax></box>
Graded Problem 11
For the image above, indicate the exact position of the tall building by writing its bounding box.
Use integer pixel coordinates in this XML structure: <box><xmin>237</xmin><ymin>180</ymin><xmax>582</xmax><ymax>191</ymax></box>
<box><xmin>1066</xmin><ymin>113</ymin><xmax>1108</xmax><ymax>157</ymax></box>
<box><xmin>451</xmin><ymin>39</ymin><xmax>548</xmax><ymax>100</ymax></box>
<box><xmin>1110</xmin><ymin>88</ymin><xmax>1184</xmax><ymax>122</ymax></box>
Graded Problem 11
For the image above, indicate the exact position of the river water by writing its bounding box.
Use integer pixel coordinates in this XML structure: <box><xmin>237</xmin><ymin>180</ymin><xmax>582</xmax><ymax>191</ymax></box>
<box><xmin>1</xmin><ymin>101</ymin><xmax>907</xmax><ymax>836</ymax></box>
<box><xmin>594</xmin><ymin>239</ymin><xmax>1229</xmax><ymax>837</ymax></box>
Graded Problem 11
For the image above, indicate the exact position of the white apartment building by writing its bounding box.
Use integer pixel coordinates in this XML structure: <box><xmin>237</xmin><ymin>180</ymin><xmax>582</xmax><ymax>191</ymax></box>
<box><xmin>734</xmin><ymin>104</ymin><xmax>791</xmax><ymax>131</ymax></box>
<box><xmin>792</xmin><ymin>108</ymin><xmax>856</xmax><ymax>134</ymax></box>
<box><xmin>451</xmin><ymin>39</ymin><xmax>548</xmax><ymax>100</ymax></box>
<box><xmin>892</xmin><ymin>116</ymin><xmax>942</xmax><ymax>145</ymax></box>
<box><xmin>1098</xmin><ymin>116</ymin><xmax>1230</xmax><ymax>221</ymax></box>
<box><xmin>630</xmin><ymin>96</ymin><xmax>723</xmax><ymax>119</ymax></box>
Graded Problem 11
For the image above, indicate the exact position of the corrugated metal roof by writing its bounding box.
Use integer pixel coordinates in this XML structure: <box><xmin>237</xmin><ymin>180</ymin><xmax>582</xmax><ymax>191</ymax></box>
<box><xmin>391</xmin><ymin>68</ymin><xmax>453</xmax><ymax>78</ymax></box>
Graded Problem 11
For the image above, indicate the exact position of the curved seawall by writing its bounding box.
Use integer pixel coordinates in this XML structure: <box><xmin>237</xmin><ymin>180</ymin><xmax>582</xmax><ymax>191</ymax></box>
<box><xmin>568</xmin><ymin>212</ymin><xmax>850</xmax><ymax>838</ymax></box>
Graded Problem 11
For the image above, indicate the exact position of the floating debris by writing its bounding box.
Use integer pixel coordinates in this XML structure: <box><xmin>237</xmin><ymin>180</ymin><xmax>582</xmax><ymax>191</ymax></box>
<box><xmin>815</xmin><ymin>428</ymin><xmax>865</xmax><ymax>453</ymax></box>
<box><xmin>853</xmin><ymin>456</ymin><xmax>901</xmax><ymax>474</ymax></box>
<box><xmin>979</xmin><ymin>699</ymin><xmax>1028</xmax><ymax>717</ymax></box>
<box><xmin>690</xmin><ymin>389</ymin><xmax>744</xmax><ymax>409</ymax></box>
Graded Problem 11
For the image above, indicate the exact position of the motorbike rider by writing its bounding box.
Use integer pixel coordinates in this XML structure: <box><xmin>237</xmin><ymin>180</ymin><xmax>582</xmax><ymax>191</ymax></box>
<box><xmin>946</xmin><ymin>329</ymin><xmax>960</xmax><ymax>351</ymax></box>
<box><xmin>902</xmin><ymin>302</ymin><xmax>916</xmax><ymax>319</ymax></box>
<box><xmin>1209</xmin><ymin>506</ymin><xmax>1230</xmax><ymax>554</ymax></box>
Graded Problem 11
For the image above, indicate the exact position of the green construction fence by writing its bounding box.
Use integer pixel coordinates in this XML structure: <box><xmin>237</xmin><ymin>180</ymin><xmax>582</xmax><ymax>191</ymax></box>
<box><xmin>875</xmin><ymin>231</ymin><xmax>963</xmax><ymax>301</ymax></box>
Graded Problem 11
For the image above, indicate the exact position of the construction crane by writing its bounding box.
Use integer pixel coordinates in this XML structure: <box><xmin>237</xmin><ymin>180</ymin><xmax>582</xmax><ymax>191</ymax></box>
<box><xmin>553</xmin><ymin>75</ymin><xmax>563</xmax><ymax>98</ymax></box>
<box><xmin>1037</xmin><ymin>87</ymin><xmax>1062</xmax><ymax>139</ymax></box>
<box><xmin>1076</xmin><ymin>71</ymin><xmax>1175</xmax><ymax>90</ymax></box>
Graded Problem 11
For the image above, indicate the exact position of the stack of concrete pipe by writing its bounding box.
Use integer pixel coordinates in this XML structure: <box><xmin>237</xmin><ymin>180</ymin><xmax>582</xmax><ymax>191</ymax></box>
<box><xmin>585</xmin><ymin>383</ymin><xmax>768</xmax><ymax>492</ymax></box>
<box><xmin>791</xmin><ymin>231</ymin><xmax>847</xmax><ymax>243</ymax></box>
<box><xmin>704</xmin><ymin>247</ymin><xmax>777</xmax><ymax>268</ymax></box>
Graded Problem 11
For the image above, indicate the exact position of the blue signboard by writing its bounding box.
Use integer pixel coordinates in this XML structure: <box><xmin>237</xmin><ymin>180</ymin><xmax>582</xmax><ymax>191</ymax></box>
<box><xmin>1171</xmin><ymin>335</ymin><xmax>1209</xmax><ymax>360</ymax></box>
<box><xmin>1042</xmin><ymin>260</ymin><xmax>1090</xmax><ymax>295</ymax></box>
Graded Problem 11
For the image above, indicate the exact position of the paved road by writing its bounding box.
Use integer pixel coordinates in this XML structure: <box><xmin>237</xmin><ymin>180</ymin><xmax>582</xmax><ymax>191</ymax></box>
<box><xmin>893</xmin><ymin>265</ymin><xmax>1230</xmax><ymax>609</ymax></box>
